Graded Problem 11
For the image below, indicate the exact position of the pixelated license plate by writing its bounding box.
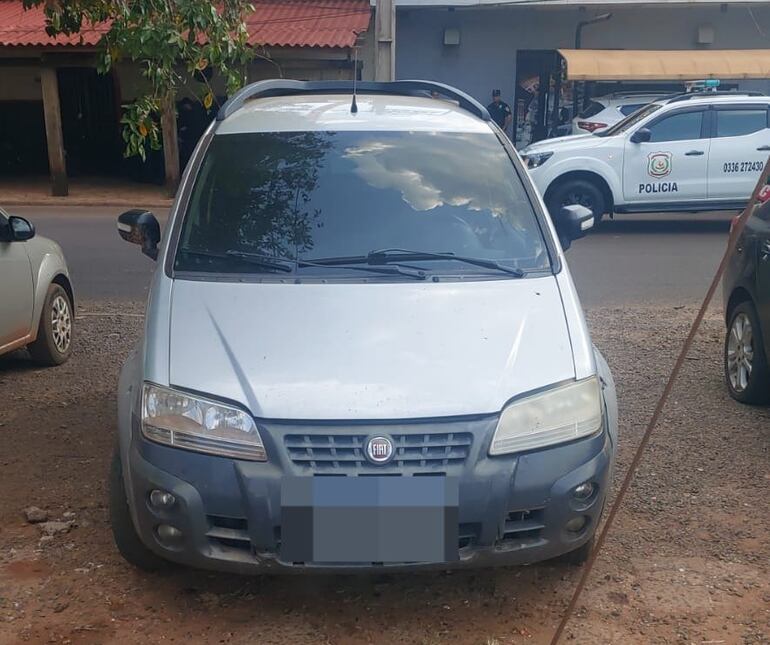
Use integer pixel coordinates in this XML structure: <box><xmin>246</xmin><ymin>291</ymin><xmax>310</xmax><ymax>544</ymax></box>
<box><xmin>280</xmin><ymin>476</ymin><xmax>459</xmax><ymax>564</ymax></box>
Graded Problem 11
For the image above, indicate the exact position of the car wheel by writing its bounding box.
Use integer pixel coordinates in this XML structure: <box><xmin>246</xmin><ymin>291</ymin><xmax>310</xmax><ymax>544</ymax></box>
<box><xmin>548</xmin><ymin>179</ymin><xmax>606</xmax><ymax>225</ymax></box>
<box><xmin>28</xmin><ymin>283</ymin><xmax>73</xmax><ymax>366</ymax></box>
<box><xmin>109</xmin><ymin>448</ymin><xmax>171</xmax><ymax>572</ymax></box>
<box><xmin>724</xmin><ymin>301</ymin><xmax>770</xmax><ymax>404</ymax></box>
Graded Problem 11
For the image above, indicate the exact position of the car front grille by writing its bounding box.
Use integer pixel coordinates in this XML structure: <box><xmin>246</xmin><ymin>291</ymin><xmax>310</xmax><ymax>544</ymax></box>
<box><xmin>284</xmin><ymin>431</ymin><xmax>473</xmax><ymax>472</ymax></box>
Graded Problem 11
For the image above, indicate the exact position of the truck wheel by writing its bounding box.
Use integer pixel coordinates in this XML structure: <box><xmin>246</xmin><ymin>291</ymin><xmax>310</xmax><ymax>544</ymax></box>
<box><xmin>547</xmin><ymin>179</ymin><xmax>606</xmax><ymax>225</ymax></box>
<box><xmin>28</xmin><ymin>284</ymin><xmax>73</xmax><ymax>366</ymax></box>
<box><xmin>724</xmin><ymin>301</ymin><xmax>770</xmax><ymax>404</ymax></box>
<box><xmin>109</xmin><ymin>448</ymin><xmax>170</xmax><ymax>572</ymax></box>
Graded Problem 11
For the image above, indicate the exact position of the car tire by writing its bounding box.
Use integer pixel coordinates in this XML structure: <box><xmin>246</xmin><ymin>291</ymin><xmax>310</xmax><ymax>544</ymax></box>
<box><xmin>724</xmin><ymin>301</ymin><xmax>770</xmax><ymax>405</ymax></box>
<box><xmin>28</xmin><ymin>283</ymin><xmax>73</xmax><ymax>366</ymax></box>
<box><xmin>109</xmin><ymin>448</ymin><xmax>170</xmax><ymax>572</ymax></box>
<box><xmin>547</xmin><ymin>179</ymin><xmax>606</xmax><ymax>225</ymax></box>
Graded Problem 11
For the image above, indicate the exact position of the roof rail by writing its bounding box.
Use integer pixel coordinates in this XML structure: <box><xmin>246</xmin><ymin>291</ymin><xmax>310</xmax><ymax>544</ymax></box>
<box><xmin>216</xmin><ymin>79</ymin><xmax>491</xmax><ymax>122</ymax></box>
<box><xmin>667</xmin><ymin>90</ymin><xmax>766</xmax><ymax>103</ymax></box>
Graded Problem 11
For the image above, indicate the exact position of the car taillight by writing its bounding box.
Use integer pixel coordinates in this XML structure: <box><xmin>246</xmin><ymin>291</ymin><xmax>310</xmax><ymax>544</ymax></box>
<box><xmin>577</xmin><ymin>121</ymin><xmax>608</xmax><ymax>133</ymax></box>
<box><xmin>758</xmin><ymin>184</ymin><xmax>770</xmax><ymax>203</ymax></box>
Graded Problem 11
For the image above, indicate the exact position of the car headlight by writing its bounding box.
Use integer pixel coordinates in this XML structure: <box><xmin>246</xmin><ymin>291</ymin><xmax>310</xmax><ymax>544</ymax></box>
<box><xmin>141</xmin><ymin>383</ymin><xmax>266</xmax><ymax>461</ymax></box>
<box><xmin>523</xmin><ymin>151</ymin><xmax>553</xmax><ymax>169</ymax></box>
<box><xmin>489</xmin><ymin>377</ymin><xmax>602</xmax><ymax>456</ymax></box>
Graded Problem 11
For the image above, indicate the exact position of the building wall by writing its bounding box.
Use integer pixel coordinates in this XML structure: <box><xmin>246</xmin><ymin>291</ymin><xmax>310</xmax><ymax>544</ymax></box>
<box><xmin>396</xmin><ymin>4</ymin><xmax>770</xmax><ymax>105</ymax></box>
<box><xmin>0</xmin><ymin>66</ymin><xmax>42</xmax><ymax>100</ymax></box>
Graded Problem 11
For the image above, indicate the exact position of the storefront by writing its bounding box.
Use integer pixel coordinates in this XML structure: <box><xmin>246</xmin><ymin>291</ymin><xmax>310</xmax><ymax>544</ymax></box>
<box><xmin>395</xmin><ymin>0</ymin><xmax>770</xmax><ymax>147</ymax></box>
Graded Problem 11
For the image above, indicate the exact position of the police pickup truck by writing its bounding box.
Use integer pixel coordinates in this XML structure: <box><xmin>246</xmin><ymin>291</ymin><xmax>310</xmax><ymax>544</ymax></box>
<box><xmin>521</xmin><ymin>92</ymin><xmax>770</xmax><ymax>221</ymax></box>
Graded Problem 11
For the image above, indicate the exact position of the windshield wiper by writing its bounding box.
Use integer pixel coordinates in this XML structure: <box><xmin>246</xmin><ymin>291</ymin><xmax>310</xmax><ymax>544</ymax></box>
<box><xmin>228</xmin><ymin>249</ymin><xmax>426</xmax><ymax>280</ymax></box>
<box><xmin>365</xmin><ymin>248</ymin><xmax>526</xmax><ymax>277</ymax></box>
<box><xmin>178</xmin><ymin>248</ymin><xmax>294</xmax><ymax>272</ymax></box>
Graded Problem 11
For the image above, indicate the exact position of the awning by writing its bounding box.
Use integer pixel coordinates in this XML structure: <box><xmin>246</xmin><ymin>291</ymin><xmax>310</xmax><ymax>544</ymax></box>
<box><xmin>558</xmin><ymin>49</ymin><xmax>770</xmax><ymax>81</ymax></box>
<box><xmin>0</xmin><ymin>0</ymin><xmax>370</xmax><ymax>49</ymax></box>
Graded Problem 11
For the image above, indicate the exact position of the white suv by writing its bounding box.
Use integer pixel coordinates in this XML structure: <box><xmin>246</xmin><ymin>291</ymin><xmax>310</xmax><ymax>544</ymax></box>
<box><xmin>523</xmin><ymin>93</ymin><xmax>770</xmax><ymax>221</ymax></box>
<box><xmin>572</xmin><ymin>93</ymin><xmax>663</xmax><ymax>134</ymax></box>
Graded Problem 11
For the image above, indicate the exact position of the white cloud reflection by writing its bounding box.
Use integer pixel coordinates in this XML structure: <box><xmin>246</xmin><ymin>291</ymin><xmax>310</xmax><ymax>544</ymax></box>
<box><xmin>343</xmin><ymin>132</ymin><xmax>521</xmax><ymax>217</ymax></box>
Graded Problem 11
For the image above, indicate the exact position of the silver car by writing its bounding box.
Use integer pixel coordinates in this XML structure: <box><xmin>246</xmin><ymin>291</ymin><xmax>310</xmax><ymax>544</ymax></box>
<box><xmin>111</xmin><ymin>80</ymin><xmax>616</xmax><ymax>574</ymax></box>
<box><xmin>0</xmin><ymin>208</ymin><xmax>74</xmax><ymax>365</ymax></box>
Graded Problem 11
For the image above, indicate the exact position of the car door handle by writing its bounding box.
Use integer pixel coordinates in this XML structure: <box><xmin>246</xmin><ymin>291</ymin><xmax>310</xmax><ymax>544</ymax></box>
<box><xmin>757</xmin><ymin>145</ymin><xmax>770</xmax><ymax>151</ymax></box>
<box><xmin>685</xmin><ymin>150</ymin><xmax>704</xmax><ymax>156</ymax></box>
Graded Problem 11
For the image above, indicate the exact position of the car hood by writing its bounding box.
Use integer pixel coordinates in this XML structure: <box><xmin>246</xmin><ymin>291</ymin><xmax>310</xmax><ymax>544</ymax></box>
<box><xmin>522</xmin><ymin>133</ymin><xmax>607</xmax><ymax>154</ymax></box>
<box><xmin>168</xmin><ymin>276</ymin><xmax>576</xmax><ymax>420</ymax></box>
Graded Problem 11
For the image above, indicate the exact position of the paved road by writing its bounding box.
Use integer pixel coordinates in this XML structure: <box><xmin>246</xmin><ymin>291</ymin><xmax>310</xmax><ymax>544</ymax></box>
<box><xmin>9</xmin><ymin>206</ymin><xmax>734</xmax><ymax>307</ymax></box>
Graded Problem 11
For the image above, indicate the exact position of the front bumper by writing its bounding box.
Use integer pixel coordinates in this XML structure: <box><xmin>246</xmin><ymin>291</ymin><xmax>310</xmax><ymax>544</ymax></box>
<box><xmin>124</xmin><ymin>415</ymin><xmax>613</xmax><ymax>574</ymax></box>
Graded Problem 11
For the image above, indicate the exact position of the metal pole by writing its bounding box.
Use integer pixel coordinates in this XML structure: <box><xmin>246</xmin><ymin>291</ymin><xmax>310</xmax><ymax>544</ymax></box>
<box><xmin>572</xmin><ymin>13</ymin><xmax>612</xmax><ymax>116</ymax></box>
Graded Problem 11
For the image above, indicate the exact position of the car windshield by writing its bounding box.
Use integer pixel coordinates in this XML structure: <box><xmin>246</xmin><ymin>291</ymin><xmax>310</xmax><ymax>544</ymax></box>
<box><xmin>597</xmin><ymin>103</ymin><xmax>662</xmax><ymax>137</ymax></box>
<box><xmin>174</xmin><ymin>130</ymin><xmax>551</xmax><ymax>277</ymax></box>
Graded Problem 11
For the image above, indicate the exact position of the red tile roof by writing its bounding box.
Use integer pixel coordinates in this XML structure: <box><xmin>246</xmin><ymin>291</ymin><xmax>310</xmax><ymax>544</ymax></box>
<box><xmin>246</xmin><ymin>0</ymin><xmax>371</xmax><ymax>48</ymax></box>
<box><xmin>0</xmin><ymin>0</ymin><xmax>370</xmax><ymax>49</ymax></box>
<box><xmin>0</xmin><ymin>1</ymin><xmax>108</xmax><ymax>47</ymax></box>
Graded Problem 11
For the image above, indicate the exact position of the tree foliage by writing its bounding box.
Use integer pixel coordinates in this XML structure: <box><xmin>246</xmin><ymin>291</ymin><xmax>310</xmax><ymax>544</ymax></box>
<box><xmin>24</xmin><ymin>0</ymin><xmax>255</xmax><ymax>159</ymax></box>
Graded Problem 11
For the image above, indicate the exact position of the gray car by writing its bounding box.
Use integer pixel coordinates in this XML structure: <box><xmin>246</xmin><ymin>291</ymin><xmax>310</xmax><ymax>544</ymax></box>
<box><xmin>0</xmin><ymin>208</ymin><xmax>74</xmax><ymax>365</ymax></box>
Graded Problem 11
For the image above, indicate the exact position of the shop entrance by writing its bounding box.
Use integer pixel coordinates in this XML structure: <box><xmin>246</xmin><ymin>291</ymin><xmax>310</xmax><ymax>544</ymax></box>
<box><xmin>514</xmin><ymin>50</ymin><xmax>568</xmax><ymax>148</ymax></box>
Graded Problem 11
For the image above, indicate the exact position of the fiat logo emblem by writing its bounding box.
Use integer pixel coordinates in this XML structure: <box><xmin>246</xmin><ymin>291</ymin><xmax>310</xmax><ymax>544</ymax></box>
<box><xmin>365</xmin><ymin>436</ymin><xmax>394</xmax><ymax>464</ymax></box>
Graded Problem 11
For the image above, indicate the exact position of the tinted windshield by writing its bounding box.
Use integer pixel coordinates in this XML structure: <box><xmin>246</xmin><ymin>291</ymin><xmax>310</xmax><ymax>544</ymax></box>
<box><xmin>174</xmin><ymin>131</ymin><xmax>550</xmax><ymax>277</ymax></box>
<box><xmin>598</xmin><ymin>103</ymin><xmax>662</xmax><ymax>137</ymax></box>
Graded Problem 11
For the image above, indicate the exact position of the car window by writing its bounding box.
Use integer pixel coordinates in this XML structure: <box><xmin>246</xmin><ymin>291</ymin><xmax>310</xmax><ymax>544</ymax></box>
<box><xmin>647</xmin><ymin>110</ymin><xmax>704</xmax><ymax>142</ymax></box>
<box><xmin>715</xmin><ymin>109</ymin><xmax>768</xmax><ymax>138</ymax></box>
<box><xmin>578</xmin><ymin>101</ymin><xmax>605</xmax><ymax>119</ymax></box>
<box><xmin>175</xmin><ymin>131</ymin><xmax>551</xmax><ymax>277</ymax></box>
<box><xmin>599</xmin><ymin>103</ymin><xmax>662</xmax><ymax>137</ymax></box>
<box><xmin>619</xmin><ymin>103</ymin><xmax>646</xmax><ymax>116</ymax></box>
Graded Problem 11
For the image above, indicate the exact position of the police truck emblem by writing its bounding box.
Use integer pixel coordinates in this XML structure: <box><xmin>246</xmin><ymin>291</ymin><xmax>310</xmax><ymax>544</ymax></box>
<box><xmin>647</xmin><ymin>152</ymin><xmax>672</xmax><ymax>178</ymax></box>
<box><xmin>366</xmin><ymin>436</ymin><xmax>394</xmax><ymax>464</ymax></box>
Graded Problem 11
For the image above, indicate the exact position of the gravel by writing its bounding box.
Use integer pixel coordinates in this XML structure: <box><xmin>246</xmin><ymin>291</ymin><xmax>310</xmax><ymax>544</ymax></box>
<box><xmin>0</xmin><ymin>299</ymin><xmax>767</xmax><ymax>644</ymax></box>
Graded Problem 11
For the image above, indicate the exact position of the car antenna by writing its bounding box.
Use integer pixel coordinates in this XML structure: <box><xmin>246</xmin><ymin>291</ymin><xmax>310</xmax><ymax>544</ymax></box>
<box><xmin>350</xmin><ymin>46</ymin><xmax>358</xmax><ymax>114</ymax></box>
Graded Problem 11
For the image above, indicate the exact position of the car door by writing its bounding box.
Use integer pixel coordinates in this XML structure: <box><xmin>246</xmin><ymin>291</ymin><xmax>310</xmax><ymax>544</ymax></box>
<box><xmin>707</xmin><ymin>105</ymin><xmax>770</xmax><ymax>201</ymax></box>
<box><xmin>753</xmin><ymin>204</ymin><xmax>770</xmax><ymax>357</ymax></box>
<box><xmin>0</xmin><ymin>209</ymin><xmax>35</xmax><ymax>349</ymax></box>
<box><xmin>623</xmin><ymin>107</ymin><xmax>710</xmax><ymax>205</ymax></box>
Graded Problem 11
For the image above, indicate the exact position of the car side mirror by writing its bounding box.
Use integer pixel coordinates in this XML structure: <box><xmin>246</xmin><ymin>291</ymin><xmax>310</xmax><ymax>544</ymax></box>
<box><xmin>556</xmin><ymin>204</ymin><xmax>594</xmax><ymax>250</ymax></box>
<box><xmin>6</xmin><ymin>216</ymin><xmax>35</xmax><ymax>242</ymax></box>
<box><xmin>630</xmin><ymin>127</ymin><xmax>651</xmax><ymax>144</ymax></box>
<box><xmin>117</xmin><ymin>209</ymin><xmax>161</xmax><ymax>260</ymax></box>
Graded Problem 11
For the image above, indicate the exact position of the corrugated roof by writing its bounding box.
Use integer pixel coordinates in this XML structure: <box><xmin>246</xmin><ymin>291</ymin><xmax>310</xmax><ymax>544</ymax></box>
<box><xmin>246</xmin><ymin>1</ymin><xmax>371</xmax><ymax>48</ymax></box>
<box><xmin>0</xmin><ymin>1</ymin><xmax>108</xmax><ymax>47</ymax></box>
<box><xmin>0</xmin><ymin>0</ymin><xmax>370</xmax><ymax>49</ymax></box>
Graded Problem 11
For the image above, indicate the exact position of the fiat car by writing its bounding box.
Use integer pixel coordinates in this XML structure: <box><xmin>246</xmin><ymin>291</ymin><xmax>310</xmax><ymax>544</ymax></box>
<box><xmin>110</xmin><ymin>80</ymin><xmax>617</xmax><ymax>573</ymax></box>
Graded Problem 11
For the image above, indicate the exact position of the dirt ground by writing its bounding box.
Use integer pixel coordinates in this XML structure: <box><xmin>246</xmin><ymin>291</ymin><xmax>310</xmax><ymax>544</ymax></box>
<box><xmin>0</xmin><ymin>301</ymin><xmax>768</xmax><ymax>645</ymax></box>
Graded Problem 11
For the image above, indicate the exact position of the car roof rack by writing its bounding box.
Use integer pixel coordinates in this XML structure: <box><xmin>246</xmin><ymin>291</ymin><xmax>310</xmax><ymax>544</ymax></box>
<box><xmin>667</xmin><ymin>90</ymin><xmax>766</xmax><ymax>103</ymax></box>
<box><xmin>216</xmin><ymin>79</ymin><xmax>491</xmax><ymax>122</ymax></box>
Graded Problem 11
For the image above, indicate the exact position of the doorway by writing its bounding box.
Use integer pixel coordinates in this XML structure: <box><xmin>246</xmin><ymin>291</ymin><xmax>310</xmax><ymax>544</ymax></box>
<box><xmin>57</xmin><ymin>67</ymin><xmax>122</xmax><ymax>177</ymax></box>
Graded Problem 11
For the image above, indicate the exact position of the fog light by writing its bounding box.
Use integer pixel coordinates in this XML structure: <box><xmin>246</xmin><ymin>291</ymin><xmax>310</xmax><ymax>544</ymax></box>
<box><xmin>150</xmin><ymin>489</ymin><xmax>175</xmax><ymax>509</ymax></box>
<box><xmin>565</xmin><ymin>516</ymin><xmax>588</xmax><ymax>533</ymax></box>
<box><xmin>156</xmin><ymin>524</ymin><xmax>183</xmax><ymax>545</ymax></box>
<box><xmin>572</xmin><ymin>482</ymin><xmax>595</xmax><ymax>501</ymax></box>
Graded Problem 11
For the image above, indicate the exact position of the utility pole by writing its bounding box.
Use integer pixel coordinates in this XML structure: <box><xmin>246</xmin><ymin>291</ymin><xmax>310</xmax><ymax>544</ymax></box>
<box><xmin>375</xmin><ymin>0</ymin><xmax>395</xmax><ymax>81</ymax></box>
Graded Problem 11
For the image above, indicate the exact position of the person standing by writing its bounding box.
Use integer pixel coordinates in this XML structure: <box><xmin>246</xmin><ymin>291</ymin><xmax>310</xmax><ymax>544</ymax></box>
<box><xmin>487</xmin><ymin>89</ymin><xmax>512</xmax><ymax>136</ymax></box>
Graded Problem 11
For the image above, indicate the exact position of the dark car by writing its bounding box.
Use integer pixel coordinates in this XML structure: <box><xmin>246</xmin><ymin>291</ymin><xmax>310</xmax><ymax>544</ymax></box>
<box><xmin>723</xmin><ymin>200</ymin><xmax>770</xmax><ymax>403</ymax></box>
